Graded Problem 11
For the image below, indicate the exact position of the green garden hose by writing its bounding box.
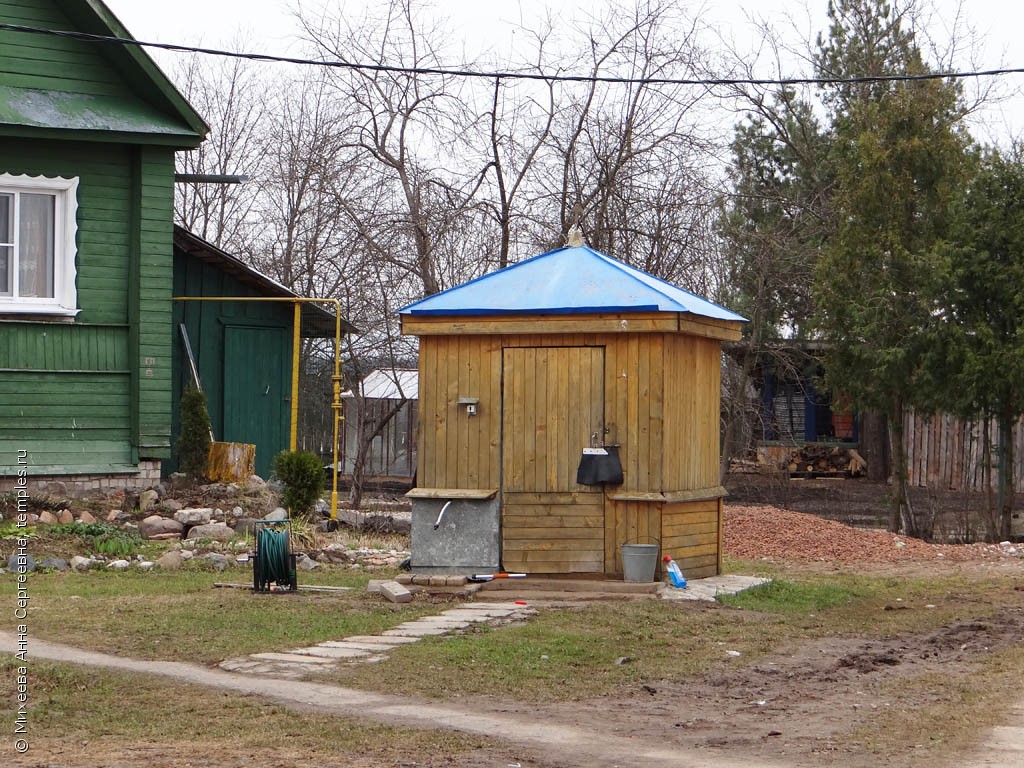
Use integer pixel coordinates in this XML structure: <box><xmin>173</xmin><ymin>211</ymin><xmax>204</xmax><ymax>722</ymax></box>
<box><xmin>256</xmin><ymin>527</ymin><xmax>292</xmax><ymax>590</ymax></box>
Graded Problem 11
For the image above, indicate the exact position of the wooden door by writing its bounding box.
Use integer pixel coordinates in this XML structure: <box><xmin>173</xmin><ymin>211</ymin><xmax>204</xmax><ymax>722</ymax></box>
<box><xmin>501</xmin><ymin>346</ymin><xmax>605</xmax><ymax>573</ymax></box>
<box><xmin>223</xmin><ymin>325</ymin><xmax>287</xmax><ymax>479</ymax></box>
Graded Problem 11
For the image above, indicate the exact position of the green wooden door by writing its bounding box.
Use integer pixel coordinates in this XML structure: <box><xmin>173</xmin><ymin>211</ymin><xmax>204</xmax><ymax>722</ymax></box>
<box><xmin>223</xmin><ymin>325</ymin><xmax>288</xmax><ymax>479</ymax></box>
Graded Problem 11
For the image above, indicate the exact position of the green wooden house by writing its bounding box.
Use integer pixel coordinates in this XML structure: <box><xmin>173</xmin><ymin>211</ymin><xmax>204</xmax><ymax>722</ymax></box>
<box><xmin>172</xmin><ymin>227</ymin><xmax>355</xmax><ymax>479</ymax></box>
<box><xmin>0</xmin><ymin>0</ymin><xmax>208</xmax><ymax>491</ymax></box>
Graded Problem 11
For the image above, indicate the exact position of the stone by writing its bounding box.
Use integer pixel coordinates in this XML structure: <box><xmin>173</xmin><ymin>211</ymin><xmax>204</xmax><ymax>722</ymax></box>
<box><xmin>379</xmin><ymin>581</ymin><xmax>413</xmax><ymax>604</ymax></box>
<box><xmin>264</xmin><ymin>508</ymin><xmax>288</xmax><ymax>522</ymax></box>
<box><xmin>366</xmin><ymin>579</ymin><xmax>388</xmax><ymax>594</ymax></box>
<box><xmin>138</xmin><ymin>561</ymin><xmax>154</xmax><ymax>570</ymax></box>
<box><xmin>106</xmin><ymin>510</ymin><xmax>121</xmax><ymax>523</ymax></box>
<box><xmin>155</xmin><ymin>551</ymin><xmax>185</xmax><ymax>571</ymax></box>
<box><xmin>296</xmin><ymin>554</ymin><xmax>320</xmax><ymax>571</ymax></box>
<box><xmin>107</xmin><ymin>559</ymin><xmax>131</xmax><ymax>570</ymax></box>
<box><xmin>161</xmin><ymin>498</ymin><xmax>185</xmax><ymax>512</ymax></box>
<box><xmin>233</xmin><ymin>518</ymin><xmax>260</xmax><ymax>536</ymax></box>
<box><xmin>174</xmin><ymin>508</ymin><xmax>213</xmax><ymax>526</ymax></box>
<box><xmin>202</xmin><ymin>552</ymin><xmax>229</xmax><ymax>571</ymax></box>
<box><xmin>247</xmin><ymin>474</ymin><xmax>266</xmax><ymax>488</ymax></box>
<box><xmin>148</xmin><ymin>533</ymin><xmax>183</xmax><ymax>541</ymax></box>
<box><xmin>291</xmin><ymin>645</ymin><xmax>370</xmax><ymax>659</ymax></box>
<box><xmin>186</xmin><ymin>523</ymin><xmax>235</xmax><ymax>543</ymax></box>
<box><xmin>139</xmin><ymin>489</ymin><xmax>160</xmax><ymax>513</ymax></box>
<box><xmin>77</xmin><ymin>510</ymin><xmax>97</xmax><ymax>525</ymax></box>
<box><xmin>139</xmin><ymin>515</ymin><xmax>184</xmax><ymax>540</ymax></box>
<box><xmin>319</xmin><ymin>544</ymin><xmax>353</xmax><ymax>564</ymax></box>
<box><xmin>57</xmin><ymin>509</ymin><xmax>74</xmax><ymax>524</ymax></box>
<box><xmin>230</xmin><ymin>506</ymin><xmax>245</xmax><ymax>519</ymax></box>
<box><xmin>37</xmin><ymin>510</ymin><xmax>59</xmax><ymax>525</ymax></box>
<box><xmin>70</xmin><ymin>555</ymin><xmax>93</xmax><ymax>572</ymax></box>
<box><xmin>42</xmin><ymin>480</ymin><xmax>67</xmax><ymax>495</ymax></box>
<box><xmin>8</xmin><ymin>553</ymin><xmax>35</xmax><ymax>573</ymax></box>
<box><xmin>37</xmin><ymin>557</ymin><xmax>69</xmax><ymax>572</ymax></box>
<box><xmin>167</xmin><ymin>472</ymin><xmax>192</xmax><ymax>491</ymax></box>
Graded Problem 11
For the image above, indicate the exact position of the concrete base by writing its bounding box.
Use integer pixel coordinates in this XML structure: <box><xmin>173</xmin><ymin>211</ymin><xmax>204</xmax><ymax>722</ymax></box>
<box><xmin>410</xmin><ymin>497</ymin><xmax>500</xmax><ymax>573</ymax></box>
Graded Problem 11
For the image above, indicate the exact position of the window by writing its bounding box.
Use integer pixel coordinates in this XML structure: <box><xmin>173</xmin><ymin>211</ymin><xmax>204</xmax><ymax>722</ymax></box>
<box><xmin>0</xmin><ymin>173</ymin><xmax>78</xmax><ymax>316</ymax></box>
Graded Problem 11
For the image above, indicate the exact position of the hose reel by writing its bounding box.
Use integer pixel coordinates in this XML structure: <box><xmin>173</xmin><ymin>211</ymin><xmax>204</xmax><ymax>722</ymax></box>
<box><xmin>253</xmin><ymin>520</ymin><xmax>297</xmax><ymax>592</ymax></box>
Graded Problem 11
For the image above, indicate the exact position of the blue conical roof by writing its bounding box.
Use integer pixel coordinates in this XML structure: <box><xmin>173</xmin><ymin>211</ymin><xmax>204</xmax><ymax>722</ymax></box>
<box><xmin>399</xmin><ymin>245</ymin><xmax>745</xmax><ymax>322</ymax></box>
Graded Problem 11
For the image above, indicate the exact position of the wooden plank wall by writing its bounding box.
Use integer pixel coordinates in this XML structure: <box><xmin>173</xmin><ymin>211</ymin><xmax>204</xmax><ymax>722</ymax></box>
<box><xmin>418</xmin><ymin>331</ymin><xmax>723</xmax><ymax>493</ymax></box>
<box><xmin>662</xmin><ymin>334</ymin><xmax>722</xmax><ymax>492</ymax></box>
<box><xmin>0</xmin><ymin>0</ymin><xmax>138</xmax><ymax>97</ymax></box>
<box><xmin>661</xmin><ymin>499</ymin><xmax>720</xmax><ymax>579</ymax></box>
<box><xmin>607</xmin><ymin>499</ymin><xmax>661</xmax><ymax>574</ymax></box>
<box><xmin>0</xmin><ymin>138</ymin><xmax>137</xmax><ymax>475</ymax></box>
<box><xmin>503</xmin><ymin>491</ymin><xmax>605</xmax><ymax>573</ymax></box>
<box><xmin>904</xmin><ymin>411</ymin><xmax>1024</xmax><ymax>493</ymax></box>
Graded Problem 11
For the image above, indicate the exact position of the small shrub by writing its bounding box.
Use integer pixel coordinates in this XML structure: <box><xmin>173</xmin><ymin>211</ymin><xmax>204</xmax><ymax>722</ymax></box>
<box><xmin>272</xmin><ymin>450</ymin><xmax>325</xmax><ymax>518</ymax></box>
<box><xmin>177</xmin><ymin>385</ymin><xmax>212</xmax><ymax>480</ymax></box>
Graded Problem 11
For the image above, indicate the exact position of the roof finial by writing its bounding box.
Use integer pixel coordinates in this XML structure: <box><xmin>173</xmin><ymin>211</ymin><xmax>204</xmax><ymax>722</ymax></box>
<box><xmin>567</xmin><ymin>225</ymin><xmax>585</xmax><ymax>247</ymax></box>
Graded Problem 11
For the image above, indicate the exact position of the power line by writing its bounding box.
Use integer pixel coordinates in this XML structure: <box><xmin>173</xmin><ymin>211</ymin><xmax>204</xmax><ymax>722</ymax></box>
<box><xmin>2</xmin><ymin>21</ymin><xmax>1023</xmax><ymax>88</ymax></box>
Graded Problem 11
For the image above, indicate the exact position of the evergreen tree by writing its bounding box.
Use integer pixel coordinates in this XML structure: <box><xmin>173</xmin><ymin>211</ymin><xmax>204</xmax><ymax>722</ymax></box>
<box><xmin>177</xmin><ymin>386</ymin><xmax>212</xmax><ymax>480</ymax></box>
<box><xmin>813</xmin><ymin>0</ymin><xmax>971</xmax><ymax>537</ymax></box>
<box><xmin>938</xmin><ymin>148</ymin><xmax>1024</xmax><ymax>540</ymax></box>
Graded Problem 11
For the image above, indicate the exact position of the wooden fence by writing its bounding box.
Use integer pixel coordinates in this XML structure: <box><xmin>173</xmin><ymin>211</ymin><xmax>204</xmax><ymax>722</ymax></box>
<box><xmin>904</xmin><ymin>411</ymin><xmax>1024</xmax><ymax>492</ymax></box>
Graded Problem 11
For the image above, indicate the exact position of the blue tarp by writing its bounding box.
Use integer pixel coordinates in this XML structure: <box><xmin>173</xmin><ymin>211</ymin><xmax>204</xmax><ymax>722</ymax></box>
<box><xmin>399</xmin><ymin>245</ymin><xmax>745</xmax><ymax>322</ymax></box>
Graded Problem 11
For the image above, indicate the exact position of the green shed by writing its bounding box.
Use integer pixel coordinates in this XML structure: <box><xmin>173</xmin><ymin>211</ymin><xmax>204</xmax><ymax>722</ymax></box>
<box><xmin>0</xmin><ymin>0</ymin><xmax>207</xmax><ymax>492</ymax></box>
<box><xmin>171</xmin><ymin>227</ymin><xmax>355</xmax><ymax>480</ymax></box>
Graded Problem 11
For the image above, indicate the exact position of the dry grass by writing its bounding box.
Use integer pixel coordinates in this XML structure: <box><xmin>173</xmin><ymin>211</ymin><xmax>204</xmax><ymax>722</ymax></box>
<box><xmin>0</xmin><ymin>659</ymin><xmax>495</xmax><ymax>767</ymax></box>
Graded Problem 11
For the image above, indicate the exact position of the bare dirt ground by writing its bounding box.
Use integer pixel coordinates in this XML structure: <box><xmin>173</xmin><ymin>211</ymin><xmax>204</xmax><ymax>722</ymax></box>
<box><xmin>8</xmin><ymin>475</ymin><xmax>1024</xmax><ymax>768</ymax></box>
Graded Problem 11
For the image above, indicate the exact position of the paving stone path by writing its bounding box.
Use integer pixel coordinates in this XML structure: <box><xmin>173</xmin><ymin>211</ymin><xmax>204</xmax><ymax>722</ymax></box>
<box><xmin>219</xmin><ymin>601</ymin><xmax>536</xmax><ymax>679</ymax></box>
<box><xmin>216</xmin><ymin>577</ymin><xmax>769</xmax><ymax>679</ymax></box>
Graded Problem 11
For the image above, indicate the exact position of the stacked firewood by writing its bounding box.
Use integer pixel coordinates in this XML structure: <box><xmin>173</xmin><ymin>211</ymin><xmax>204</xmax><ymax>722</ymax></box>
<box><xmin>785</xmin><ymin>445</ymin><xmax>867</xmax><ymax>476</ymax></box>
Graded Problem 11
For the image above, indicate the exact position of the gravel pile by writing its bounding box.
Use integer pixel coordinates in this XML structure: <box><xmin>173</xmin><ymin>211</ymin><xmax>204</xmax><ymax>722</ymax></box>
<box><xmin>724</xmin><ymin>504</ymin><xmax>1022</xmax><ymax>563</ymax></box>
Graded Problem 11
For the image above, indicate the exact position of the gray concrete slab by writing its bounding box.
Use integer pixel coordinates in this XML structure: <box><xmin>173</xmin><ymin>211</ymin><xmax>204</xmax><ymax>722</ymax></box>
<box><xmin>400</xmin><ymin>617</ymin><xmax>472</xmax><ymax>629</ymax></box>
<box><xmin>250</xmin><ymin>652</ymin><xmax>337</xmax><ymax>664</ymax></box>
<box><xmin>317</xmin><ymin>640</ymin><xmax>408</xmax><ymax>652</ymax></box>
<box><xmin>382</xmin><ymin>625</ymin><xmax>453</xmax><ymax>637</ymax></box>
<box><xmin>659</xmin><ymin>575</ymin><xmax>770</xmax><ymax>602</ymax></box>
<box><xmin>342</xmin><ymin>634</ymin><xmax>422</xmax><ymax>645</ymax></box>
<box><xmin>438</xmin><ymin>609</ymin><xmax>501</xmax><ymax>621</ymax></box>
<box><xmin>291</xmin><ymin>645</ymin><xmax>372</xmax><ymax>659</ymax></box>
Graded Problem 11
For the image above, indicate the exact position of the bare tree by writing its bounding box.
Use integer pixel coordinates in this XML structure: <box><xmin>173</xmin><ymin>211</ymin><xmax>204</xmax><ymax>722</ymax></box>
<box><xmin>299</xmin><ymin>0</ymin><xmax>491</xmax><ymax>297</ymax></box>
<box><xmin>171</xmin><ymin>46</ymin><xmax>267</xmax><ymax>248</ymax></box>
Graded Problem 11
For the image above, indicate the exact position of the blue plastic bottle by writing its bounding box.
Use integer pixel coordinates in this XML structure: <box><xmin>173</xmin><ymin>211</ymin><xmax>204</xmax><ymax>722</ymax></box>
<box><xmin>663</xmin><ymin>555</ymin><xmax>687</xmax><ymax>588</ymax></box>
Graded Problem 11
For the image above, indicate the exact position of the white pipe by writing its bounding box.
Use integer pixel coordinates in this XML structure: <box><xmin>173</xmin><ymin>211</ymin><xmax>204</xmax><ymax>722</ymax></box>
<box><xmin>433</xmin><ymin>500</ymin><xmax>453</xmax><ymax>530</ymax></box>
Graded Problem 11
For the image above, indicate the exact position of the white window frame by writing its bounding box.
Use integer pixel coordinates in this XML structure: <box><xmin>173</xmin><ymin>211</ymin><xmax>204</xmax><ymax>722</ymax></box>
<box><xmin>0</xmin><ymin>173</ymin><xmax>79</xmax><ymax>317</ymax></box>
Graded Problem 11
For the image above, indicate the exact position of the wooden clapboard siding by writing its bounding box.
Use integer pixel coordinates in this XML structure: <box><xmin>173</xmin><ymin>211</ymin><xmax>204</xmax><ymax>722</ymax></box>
<box><xmin>416</xmin><ymin>335</ymin><xmax>502</xmax><ymax>490</ymax></box>
<box><xmin>0</xmin><ymin>372</ymin><xmax>133</xmax><ymax>472</ymax></box>
<box><xmin>502</xmin><ymin>492</ymin><xmax>604</xmax><ymax>573</ymax></box>
<box><xmin>402</xmin><ymin>312</ymin><xmax>742</xmax><ymax>340</ymax></box>
<box><xmin>662</xmin><ymin>334</ymin><xmax>722</xmax><ymax>491</ymax></box>
<box><xmin>134</xmin><ymin>146</ymin><xmax>175</xmax><ymax>456</ymax></box>
<box><xmin>0</xmin><ymin>139</ymin><xmax>176</xmax><ymax>471</ymax></box>
<box><xmin>0</xmin><ymin>1</ymin><xmax>135</xmax><ymax>97</ymax></box>
<box><xmin>661</xmin><ymin>499</ymin><xmax>721</xmax><ymax>579</ymax></box>
<box><xmin>606</xmin><ymin>499</ymin><xmax>662</xmax><ymax>574</ymax></box>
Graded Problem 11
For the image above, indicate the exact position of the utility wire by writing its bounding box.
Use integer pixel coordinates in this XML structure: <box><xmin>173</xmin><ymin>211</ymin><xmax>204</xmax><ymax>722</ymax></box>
<box><xmin>2</xmin><ymin>21</ymin><xmax>1023</xmax><ymax>87</ymax></box>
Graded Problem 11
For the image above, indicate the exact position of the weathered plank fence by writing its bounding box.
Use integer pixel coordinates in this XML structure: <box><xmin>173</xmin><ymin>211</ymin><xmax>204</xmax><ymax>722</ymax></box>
<box><xmin>904</xmin><ymin>412</ymin><xmax>1024</xmax><ymax>493</ymax></box>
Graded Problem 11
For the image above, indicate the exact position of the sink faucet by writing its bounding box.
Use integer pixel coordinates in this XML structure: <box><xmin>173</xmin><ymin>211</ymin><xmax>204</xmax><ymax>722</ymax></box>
<box><xmin>433</xmin><ymin>500</ymin><xmax>453</xmax><ymax>530</ymax></box>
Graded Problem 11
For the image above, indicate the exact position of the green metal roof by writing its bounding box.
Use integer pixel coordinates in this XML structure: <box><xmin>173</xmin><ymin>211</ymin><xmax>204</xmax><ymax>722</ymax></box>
<box><xmin>0</xmin><ymin>85</ymin><xmax>202</xmax><ymax>141</ymax></box>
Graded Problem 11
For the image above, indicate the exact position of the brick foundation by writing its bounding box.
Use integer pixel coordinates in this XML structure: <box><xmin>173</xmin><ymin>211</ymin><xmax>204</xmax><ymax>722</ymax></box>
<box><xmin>0</xmin><ymin>460</ymin><xmax>162</xmax><ymax>496</ymax></box>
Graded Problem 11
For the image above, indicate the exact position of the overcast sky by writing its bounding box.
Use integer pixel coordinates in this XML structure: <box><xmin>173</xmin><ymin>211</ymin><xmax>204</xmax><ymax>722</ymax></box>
<box><xmin>100</xmin><ymin>0</ymin><xmax>1024</xmax><ymax>144</ymax></box>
